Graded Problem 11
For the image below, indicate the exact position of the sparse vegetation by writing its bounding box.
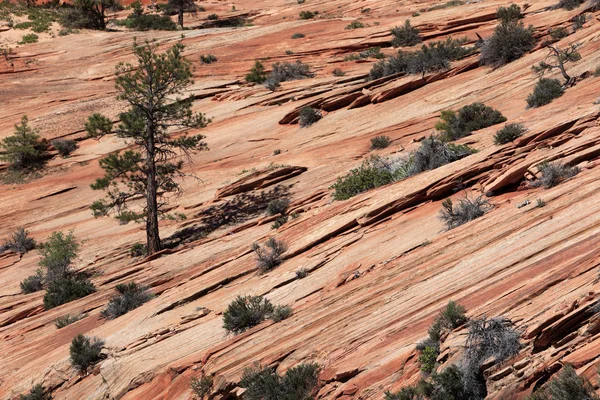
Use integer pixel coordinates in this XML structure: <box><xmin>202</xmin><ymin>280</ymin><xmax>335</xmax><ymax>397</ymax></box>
<box><xmin>572</xmin><ymin>14</ymin><xmax>586</xmax><ymax>31</ymax></box>
<box><xmin>18</xmin><ymin>384</ymin><xmax>51</xmax><ymax>400</ymax></box>
<box><xmin>20</xmin><ymin>270</ymin><xmax>44</xmax><ymax>294</ymax></box>
<box><xmin>299</xmin><ymin>10</ymin><xmax>317</xmax><ymax>19</ymax></box>
<box><xmin>480</xmin><ymin>20</ymin><xmax>535</xmax><ymax>67</ymax></box>
<box><xmin>264</xmin><ymin>60</ymin><xmax>313</xmax><ymax>90</ymax></box>
<box><xmin>332</xmin><ymin>68</ymin><xmax>345</xmax><ymax>76</ymax></box>
<box><xmin>101</xmin><ymin>282</ymin><xmax>153</xmax><ymax>319</ymax></box>
<box><xmin>2</xmin><ymin>227</ymin><xmax>35</xmax><ymax>254</ymax></box>
<box><xmin>271</xmin><ymin>304</ymin><xmax>293</xmax><ymax>322</ymax></box>
<box><xmin>496</xmin><ymin>4</ymin><xmax>522</xmax><ymax>23</ymax></box>
<box><xmin>207</xmin><ymin>13</ymin><xmax>218</xmax><ymax>20</ymax></box>
<box><xmin>130</xmin><ymin>242</ymin><xmax>146</xmax><ymax>257</ymax></box>
<box><xmin>558</xmin><ymin>0</ymin><xmax>584</xmax><ymax>10</ymax></box>
<box><xmin>51</xmin><ymin>139</ymin><xmax>77</xmax><ymax>157</ymax></box>
<box><xmin>291</xmin><ymin>32</ymin><xmax>305</xmax><ymax>39</ymax></box>
<box><xmin>55</xmin><ymin>313</ymin><xmax>85</xmax><ymax>328</ymax></box>
<box><xmin>246</xmin><ymin>60</ymin><xmax>268</xmax><ymax>83</ymax></box>
<box><xmin>18</xmin><ymin>33</ymin><xmax>39</xmax><ymax>44</ymax></box>
<box><xmin>435</xmin><ymin>103</ymin><xmax>507</xmax><ymax>141</ymax></box>
<box><xmin>390</xmin><ymin>20</ymin><xmax>421</xmax><ymax>47</ymax></box>
<box><xmin>240</xmin><ymin>362</ymin><xmax>320</xmax><ymax>400</ymax></box>
<box><xmin>345</xmin><ymin>20</ymin><xmax>364</xmax><ymax>30</ymax></box>
<box><xmin>222</xmin><ymin>295</ymin><xmax>275</xmax><ymax>334</ymax></box>
<box><xmin>296</xmin><ymin>268</ymin><xmax>308</xmax><ymax>279</ymax></box>
<box><xmin>527</xmin><ymin>78</ymin><xmax>564</xmax><ymax>108</ymax></box>
<box><xmin>494</xmin><ymin>123</ymin><xmax>526</xmax><ymax>145</ymax></box>
<box><xmin>536</xmin><ymin>198</ymin><xmax>546</xmax><ymax>208</ymax></box>
<box><xmin>527</xmin><ymin>364</ymin><xmax>598</xmax><ymax>400</ymax></box>
<box><xmin>266</xmin><ymin>198</ymin><xmax>290</xmax><ymax>215</ymax></box>
<box><xmin>44</xmin><ymin>277</ymin><xmax>96</xmax><ymax>309</ymax></box>
<box><xmin>200</xmin><ymin>54</ymin><xmax>217</xmax><ymax>64</ymax></box>
<box><xmin>370</xmin><ymin>37</ymin><xmax>472</xmax><ymax>80</ymax></box>
<box><xmin>0</xmin><ymin>115</ymin><xmax>48</xmax><ymax>171</ymax></box>
<box><xmin>69</xmin><ymin>334</ymin><xmax>104</xmax><ymax>374</ymax></box>
<box><xmin>439</xmin><ymin>193</ymin><xmax>491</xmax><ymax>230</ymax></box>
<box><xmin>39</xmin><ymin>231</ymin><xmax>80</xmax><ymax>284</ymax></box>
<box><xmin>191</xmin><ymin>375</ymin><xmax>213</xmax><ymax>399</ymax></box>
<box><xmin>549</xmin><ymin>27</ymin><xmax>569</xmax><ymax>40</ymax></box>
<box><xmin>531</xmin><ymin>161</ymin><xmax>579</xmax><ymax>188</ymax></box>
<box><xmin>298</xmin><ymin>107</ymin><xmax>322</xmax><ymax>127</ymax></box>
<box><xmin>252</xmin><ymin>238</ymin><xmax>287</xmax><ymax>273</ymax></box>
<box><xmin>113</xmin><ymin>13</ymin><xmax>177</xmax><ymax>31</ymax></box>
<box><xmin>61</xmin><ymin>0</ymin><xmax>119</xmax><ymax>30</ymax></box>
<box><xmin>370</xmin><ymin>135</ymin><xmax>391</xmax><ymax>150</ymax></box>
<box><xmin>532</xmin><ymin>44</ymin><xmax>581</xmax><ymax>85</ymax></box>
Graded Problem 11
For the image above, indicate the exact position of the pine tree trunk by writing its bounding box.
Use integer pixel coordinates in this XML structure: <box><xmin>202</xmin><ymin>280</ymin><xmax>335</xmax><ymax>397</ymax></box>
<box><xmin>178</xmin><ymin>5</ymin><xmax>184</xmax><ymax>28</ymax></box>
<box><xmin>145</xmin><ymin>126</ymin><xmax>161</xmax><ymax>255</ymax></box>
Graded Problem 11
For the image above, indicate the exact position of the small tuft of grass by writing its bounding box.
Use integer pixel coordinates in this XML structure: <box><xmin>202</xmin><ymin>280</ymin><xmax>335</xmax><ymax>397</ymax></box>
<box><xmin>345</xmin><ymin>20</ymin><xmax>364</xmax><ymax>30</ymax></box>
<box><xmin>439</xmin><ymin>193</ymin><xmax>491</xmax><ymax>230</ymax></box>
<box><xmin>370</xmin><ymin>135</ymin><xmax>391</xmax><ymax>150</ymax></box>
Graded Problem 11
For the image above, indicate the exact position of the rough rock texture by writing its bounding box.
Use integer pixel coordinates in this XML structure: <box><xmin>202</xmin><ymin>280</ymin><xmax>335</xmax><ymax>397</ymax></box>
<box><xmin>3</xmin><ymin>0</ymin><xmax>600</xmax><ymax>399</ymax></box>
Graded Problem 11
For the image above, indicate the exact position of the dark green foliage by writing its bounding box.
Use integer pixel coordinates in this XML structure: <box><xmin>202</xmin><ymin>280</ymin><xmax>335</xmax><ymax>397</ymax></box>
<box><xmin>200</xmin><ymin>54</ymin><xmax>217</xmax><ymax>64</ymax></box>
<box><xmin>18</xmin><ymin>33</ymin><xmax>38</xmax><ymax>44</ymax></box>
<box><xmin>422</xmin><ymin>365</ymin><xmax>470</xmax><ymax>400</ymax></box>
<box><xmin>291</xmin><ymin>33</ymin><xmax>305</xmax><ymax>39</ymax></box>
<box><xmin>549</xmin><ymin>27</ymin><xmax>569</xmax><ymax>40</ymax></box>
<box><xmin>0</xmin><ymin>115</ymin><xmax>48</xmax><ymax>170</ymax></box>
<box><xmin>370</xmin><ymin>37</ymin><xmax>472</xmax><ymax>80</ymax></box>
<box><xmin>55</xmin><ymin>313</ymin><xmax>85</xmax><ymax>328</ymax></box>
<box><xmin>332</xmin><ymin>68</ymin><xmax>345</xmax><ymax>77</ymax></box>
<box><xmin>298</xmin><ymin>107</ymin><xmax>322</xmax><ymax>127</ymax></box>
<box><xmin>390</xmin><ymin>20</ymin><xmax>421</xmax><ymax>47</ymax></box>
<box><xmin>480</xmin><ymin>21</ymin><xmax>535</xmax><ymax>67</ymax></box>
<box><xmin>130</xmin><ymin>242</ymin><xmax>146</xmax><ymax>257</ymax></box>
<box><xmin>496</xmin><ymin>4</ymin><xmax>522</xmax><ymax>23</ymax></box>
<box><xmin>20</xmin><ymin>269</ymin><xmax>44</xmax><ymax>294</ymax></box>
<box><xmin>39</xmin><ymin>231</ymin><xmax>79</xmax><ymax>284</ymax></box>
<box><xmin>419</xmin><ymin>346</ymin><xmax>439</xmax><ymax>373</ymax></box>
<box><xmin>527</xmin><ymin>78</ymin><xmax>564</xmax><ymax>108</ymax></box>
<box><xmin>558</xmin><ymin>0</ymin><xmax>584</xmax><ymax>10</ymax></box>
<box><xmin>370</xmin><ymin>135</ymin><xmax>391</xmax><ymax>149</ymax></box>
<box><xmin>531</xmin><ymin>161</ymin><xmax>579</xmax><ymax>188</ymax></box>
<box><xmin>384</xmin><ymin>387</ymin><xmax>422</xmax><ymax>400</ymax></box>
<box><xmin>207</xmin><ymin>13</ymin><xmax>218</xmax><ymax>20</ymax></box>
<box><xmin>330</xmin><ymin>156</ymin><xmax>397</xmax><ymax>200</ymax></box>
<box><xmin>527</xmin><ymin>364</ymin><xmax>598</xmax><ymax>400</ymax></box>
<box><xmin>190</xmin><ymin>375</ymin><xmax>213</xmax><ymax>399</ymax></box>
<box><xmin>439</xmin><ymin>194</ymin><xmax>491</xmax><ymax>230</ymax></box>
<box><xmin>100</xmin><ymin>282</ymin><xmax>153</xmax><ymax>319</ymax></box>
<box><xmin>266</xmin><ymin>198</ymin><xmax>290</xmax><ymax>215</ymax></box>
<box><xmin>19</xmin><ymin>384</ymin><xmax>51</xmax><ymax>400</ymax></box>
<box><xmin>345</xmin><ymin>20</ymin><xmax>364</xmax><ymax>30</ymax></box>
<box><xmin>264</xmin><ymin>61</ymin><xmax>313</xmax><ymax>90</ymax></box>
<box><xmin>461</xmin><ymin>317</ymin><xmax>520</xmax><ymax>398</ymax></box>
<box><xmin>440</xmin><ymin>300</ymin><xmax>468</xmax><ymax>329</ymax></box>
<box><xmin>85</xmin><ymin>40</ymin><xmax>209</xmax><ymax>255</ymax></box>
<box><xmin>246</xmin><ymin>60</ymin><xmax>268</xmax><ymax>83</ymax></box>
<box><xmin>435</xmin><ymin>102</ymin><xmax>506</xmax><ymax>141</ymax></box>
<box><xmin>299</xmin><ymin>10</ymin><xmax>317</xmax><ymax>19</ymax></box>
<box><xmin>166</xmin><ymin>0</ymin><xmax>197</xmax><ymax>27</ymax></box>
<box><xmin>69</xmin><ymin>334</ymin><xmax>104</xmax><ymax>373</ymax></box>
<box><xmin>409</xmin><ymin>137</ymin><xmax>476</xmax><ymax>175</ymax></box>
<box><xmin>494</xmin><ymin>123</ymin><xmax>526</xmax><ymax>145</ymax></box>
<box><xmin>51</xmin><ymin>139</ymin><xmax>77</xmax><ymax>157</ymax></box>
<box><xmin>252</xmin><ymin>238</ymin><xmax>287</xmax><ymax>273</ymax></box>
<box><xmin>222</xmin><ymin>295</ymin><xmax>274</xmax><ymax>334</ymax></box>
<box><xmin>271</xmin><ymin>304</ymin><xmax>292</xmax><ymax>322</ymax></box>
<box><xmin>60</xmin><ymin>0</ymin><xmax>118</xmax><ymax>30</ymax></box>
<box><xmin>240</xmin><ymin>362</ymin><xmax>320</xmax><ymax>400</ymax></box>
<box><xmin>2</xmin><ymin>227</ymin><xmax>35</xmax><ymax>254</ymax></box>
<box><xmin>43</xmin><ymin>277</ymin><xmax>96</xmax><ymax>309</ymax></box>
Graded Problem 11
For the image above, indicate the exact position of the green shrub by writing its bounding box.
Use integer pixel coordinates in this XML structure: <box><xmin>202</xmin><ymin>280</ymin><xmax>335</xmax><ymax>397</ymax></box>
<box><xmin>291</xmin><ymin>32</ymin><xmax>305</xmax><ymax>39</ymax></box>
<box><xmin>558</xmin><ymin>0</ymin><xmax>584</xmax><ymax>10</ymax></box>
<box><xmin>494</xmin><ymin>123</ymin><xmax>526</xmax><ymax>145</ymax></box>
<box><xmin>531</xmin><ymin>161</ymin><xmax>579</xmax><ymax>189</ymax></box>
<box><xmin>370</xmin><ymin>37</ymin><xmax>472</xmax><ymax>80</ymax></box>
<box><xmin>266</xmin><ymin>198</ymin><xmax>290</xmax><ymax>215</ymax></box>
<box><xmin>19</xmin><ymin>384</ymin><xmax>50</xmax><ymax>400</ymax></box>
<box><xmin>246</xmin><ymin>60</ymin><xmax>268</xmax><ymax>83</ymax></box>
<box><xmin>390</xmin><ymin>20</ymin><xmax>421</xmax><ymax>47</ymax></box>
<box><xmin>370</xmin><ymin>135</ymin><xmax>391</xmax><ymax>149</ymax></box>
<box><xmin>526</xmin><ymin>78</ymin><xmax>564</xmax><ymax>108</ymax></box>
<box><xmin>299</xmin><ymin>10</ymin><xmax>317</xmax><ymax>19</ymax></box>
<box><xmin>51</xmin><ymin>138</ymin><xmax>77</xmax><ymax>157</ymax></box>
<box><xmin>200</xmin><ymin>54</ymin><xmax>217</xmax><ymax>64</ymax></box>
<box><xmin>496</xmin><ymin>4</ymin><xmax>522</xmax><ymax>23</ymax></box>
<box><xmin>435</xmin><ymin>102</ymin><xmax>506</xmax><ymax>141</ymax></box>
<box><xmin>439</xmin><ymin>194</ymin><xmax>491</xmax><ymax>230</ymax></box>
<box><xmin>0</xmin><ymin>115</ymin><xmax>48</xmax><ymax>170</ymax></box>
<box><xmin>2</xmin><ymin>227</ymin><xmax>35</xmax><ymax>254</ymax></box>
<box><xmin>409</xmin><ymin>136</ymin><xmax>475</xmax><ymax>174</ymax></box>
<box><xmin>100</xmin><ymin>282</ymin><xmax>153</xmax><ymax>319</ymax></box>
<box><xmin>572</xmin><ymin>14</ymin><xmax>586</xmax><ymax>31</ymax></box>
<box><xmin>18</xmin><ymin>33</ymin><xmax>38</xmax><ymax>44</ymax></box>
<box><xmin>527</xmin><ymin>364</ymin><xmax>597</xmax><ymax>400</ymax></box>
<box><xmin>549</xmin><ymin>27</ymin><xmax>569</xmax><ymax>40</ymax></box>
<box><xmin>384</xmin><ymin>387</ymin><xmax>421</xmax><ymax>400</ymax></box>
<box><xmin>298</xmin><ymin>107</ymin><xmax>322</xmax><ymax>127</ymax></box>
<box><xmin>359</xmin><ymin>47</ymin><xmax>385</xmax><ymax>59</ymax></box>
<box><xmin>69</xmin><ymin>334</ymin><xmax>104</xmax><ymax>373</ymax></box>
<box><xmin>480</xmin><ymin>21</ymin><xmax>535</xmax><ymax>67</ymax></box>
<box><xmin>222</xmin><ymin>295</ymin><xmax>274</xmax><ymax>334</ymax></box>
<box><xmin>419</xmin><ymin>345</ymin><xmax>439</xmax><ymax>373</ymax></box>
<box><xmin>55</xmin><ymin>313</ymin><xmax>85</xmax><ymax>328</ymax></box>
<box><xmin>207</xmin><ymin>13</ymin><xmax>218</xmax><ymax>20</ymax></box>
<box><xmin>421</xmin><ymin>365</ymin><xmax>469</xmax><ymax>400</ymax></box>
<box><xmin>296</xmin><ymin>268</ymin><xmax>308</xmax><ymax>279</ymax></box>
<box><xmin>39</xmin><ymin>231</ymin><xmax>80</xmax><ymax>284</ymax></box>
<box><xmin>240</xmin><ymin>362</ymin><xmax>320</xmax><ymax>400</ymax></box>
<box><xmin>345</xmin><ymin>20</ymin><xmax>364</xmax><ymax>30</ymax></box>
<box><xmin>331</xmin><ymin>156</ymin><xmax>398</xmax><ymax>200</ymax></box>
<box><xmin>130</xmin><ymin>242</ymin><xmax>146</xmax><ymax>257</ymax></box>
<box><xmin>332</xmin><ymin>68</ymin><xmax>345</xmax><ymax>76</ymax></box>
<box><xmin>43</xmin><ymin>277</ymin><xmax>96</xmax><ymax>309</ymax></box>
<box><xmin>20</xmin><ymin>270</ymin><xmax>44</xmax><ymax>294</ymax></box>
<box><xmin>252</xmin><ymin>238</ymin><xmax>287</xmax><ymax>273</ymax></box>
<box><xmin>264</xmin><ymin>61</ymin><xmax>313</xmax><ymax>90</ymax></box>
<box><xmin>190</xmin><ymin>375</ymin><xmax>213</xmax><ymax>399</ymax></box>
<box><xmin>271</xmin><ymin>304</ymin><xmax>292</xmax><ymax>322</ymax></box>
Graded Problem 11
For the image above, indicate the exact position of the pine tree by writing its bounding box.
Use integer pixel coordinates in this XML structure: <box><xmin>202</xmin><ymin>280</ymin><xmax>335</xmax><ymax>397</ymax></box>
<box><xmin>85</xmin><ymin>39</ymin><xmax>210</xmax><ymax>255</ymax></box>
<box><xmin>0</xmin><ymin>115</ymin><xmax>48</xmax><ymax>170</ymax></box>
